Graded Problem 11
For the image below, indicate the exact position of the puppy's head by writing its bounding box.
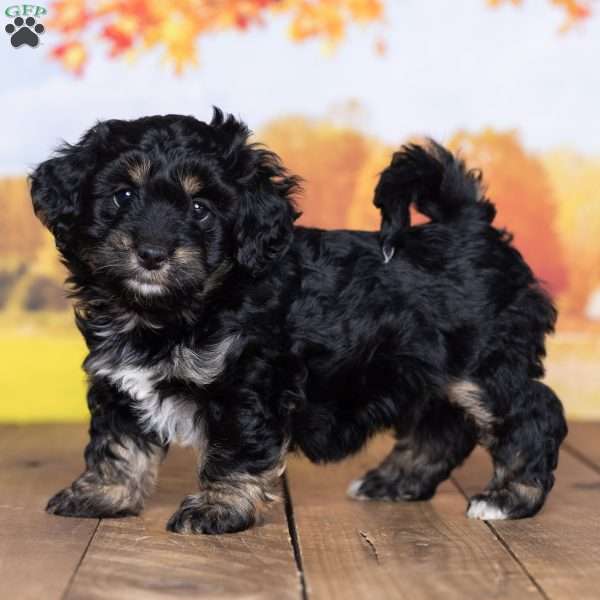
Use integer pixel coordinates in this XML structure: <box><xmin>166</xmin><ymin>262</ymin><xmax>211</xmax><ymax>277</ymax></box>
<box><xmin>30</xmin><ymin>109</ymin><xmax>300</xmax><ymax>303</ymax></box>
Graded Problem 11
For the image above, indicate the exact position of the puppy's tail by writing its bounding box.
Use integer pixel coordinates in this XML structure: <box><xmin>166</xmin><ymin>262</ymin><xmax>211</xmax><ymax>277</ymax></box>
<box><xmin>374</xmin><ymin>140</ymin><xmax>496</xmax><ymax>262</ymax></box>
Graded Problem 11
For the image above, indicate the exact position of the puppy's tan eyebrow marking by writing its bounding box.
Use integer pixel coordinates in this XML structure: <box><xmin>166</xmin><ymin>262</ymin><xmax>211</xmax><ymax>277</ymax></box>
<box><xmin>179</xmin><ymin>174</ymin><xmax>203</xmax><ymax>196</ymax></box>
<box><xmin>127</xmin><ymin>158</ymin><xmax>152</xmax><ymax>185</ymax></box>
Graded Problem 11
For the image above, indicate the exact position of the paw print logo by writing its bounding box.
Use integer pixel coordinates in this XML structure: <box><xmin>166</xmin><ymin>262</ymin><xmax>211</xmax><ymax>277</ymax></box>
<box><xmin>5</xmin><ymin>16</ymin><xmax>45</xmax><ymax>48</ymax></box>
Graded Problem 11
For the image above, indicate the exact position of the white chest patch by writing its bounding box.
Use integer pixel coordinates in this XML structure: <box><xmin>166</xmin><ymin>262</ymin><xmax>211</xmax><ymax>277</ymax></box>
<box><xmin>89</xmin><ymin>335</ymin><xmax>238</xmax><ymax>447</ymax></box>
<box><xmin>108</xmin><ymin>366</ymin><xmax>201</xmax><ymax>447</ymax></box>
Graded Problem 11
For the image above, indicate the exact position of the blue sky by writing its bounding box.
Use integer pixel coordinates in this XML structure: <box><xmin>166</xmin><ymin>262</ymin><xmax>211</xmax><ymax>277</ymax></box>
<box><xmin>1</xmin><ymin>0</ymin><xmax>599</xmax><ymax>174</ymax></box>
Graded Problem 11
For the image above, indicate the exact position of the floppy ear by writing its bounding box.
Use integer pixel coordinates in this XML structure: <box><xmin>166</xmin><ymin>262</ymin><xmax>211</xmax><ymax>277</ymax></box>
<box><xmin>30</xmin><ymin>124</ymin><xmax>106</xmax><ymax>253</ymax></box>
<box><xmin>235</xmin><ymin>176</ymin><xmax>300</xmax><ymax>275</ymax></box>
<box><xmin>210</xmin><ymin>108</ymin><xmax>301</xmax><ymax>275</ymax></box>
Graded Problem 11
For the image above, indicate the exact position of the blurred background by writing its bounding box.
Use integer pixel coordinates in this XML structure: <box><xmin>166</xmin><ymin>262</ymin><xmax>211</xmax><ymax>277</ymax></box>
<box><xmin>1</xmin><ymin>0</ymin><xmax>598</xmax><ymax>422</ymax></box>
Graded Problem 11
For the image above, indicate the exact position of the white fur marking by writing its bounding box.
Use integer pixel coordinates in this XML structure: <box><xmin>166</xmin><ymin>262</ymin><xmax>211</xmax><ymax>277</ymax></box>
<box><xmin>93</xmin><ymin>335</ymin><xmax>238</xmax><ymax>447</ymax></box>
<box><xmin>347</xmin><ymin>478</ymin><xmax>368</xmax><ymax>500</ymax></box>
<box><xmin>467</xmin><ymin>499</ymin><xmax>508</xmax><ymax>520</ymax></box>
<box><xmin>125</xmin><ymin>280</ymin><xmax>166</xmax><ymax>296</ymax></box>
<box><xmin>171</xmin><ymin>336</ymin><xmax>238</xmax><ymax>386</ymax></box>
<box><xmin>135</xmin><ymin>392</ymin><xmax>200</xmax><ymax>448</ymax></box>
<box><xmin>105</xmin><ymin>366</ymin><xmax>199</xmax><ymax>447</ymax></box>
<box><xmin>382</xmin><ymin>246</ymin><xmax>395</xmax><ymax>264</ymax></box>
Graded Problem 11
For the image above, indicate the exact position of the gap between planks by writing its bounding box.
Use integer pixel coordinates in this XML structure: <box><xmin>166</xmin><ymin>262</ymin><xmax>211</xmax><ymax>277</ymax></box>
<box><xmin>452</xmin><ymin>425</ymin><xmax>600</xmax><ymax>600</ymax></box>
<box><xmin>285</xmin><ymin>435</ymin><xmax>546</xmax><ymax>600</ymax></box>
<box><xmin>450</xmin><ymin>476</ymin><xmax>550</xmax><ymax>600</ymax></box>
<box><xmin>282</xmin><ymin>472</ymin><xmax>309</xmax><ymax>600</ymax></box>
<box><xmin>62</xmin><ymin>518</ymin><xmax>101</xmax><ymax>600</ymax></box>
<box><xmin>5</xmin><ymin>423</ymin><xmax>600</xmax><ymax>600</ymax></box>
<box><xmin>63</xmin><ymin>445</ymin><xmax>302</xmax><ymax>600</ymax></box>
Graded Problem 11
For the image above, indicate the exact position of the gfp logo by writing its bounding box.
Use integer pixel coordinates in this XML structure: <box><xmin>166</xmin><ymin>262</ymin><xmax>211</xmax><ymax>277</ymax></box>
<box><xmin>5</xmin><ymin>4</ymin><xmax>46</xmax><ymax>48</ymax></box>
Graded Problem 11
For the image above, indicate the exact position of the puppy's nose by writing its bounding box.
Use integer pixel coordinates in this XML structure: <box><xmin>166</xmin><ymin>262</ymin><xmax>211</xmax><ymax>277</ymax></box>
<box><xmin>137</xmin><ymin>244</ymin><xmax>168</xmax><ymax>270</ymax></box>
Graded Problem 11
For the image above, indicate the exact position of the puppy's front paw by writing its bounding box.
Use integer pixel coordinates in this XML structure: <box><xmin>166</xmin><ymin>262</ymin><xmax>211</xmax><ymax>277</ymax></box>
<box><xmin>46</xmin><ymin>487</ymin><xmax>84</xmax><ymax>516</ymax></box>
<box><xmin>46</xmin><ymin>483</ymin><xmax>140</xmax><ymax>518</ymax></box>
<box><xmin>166</xmin><ymin>494</ymin><xmax>255</xmax><ymax>535</ymax></box>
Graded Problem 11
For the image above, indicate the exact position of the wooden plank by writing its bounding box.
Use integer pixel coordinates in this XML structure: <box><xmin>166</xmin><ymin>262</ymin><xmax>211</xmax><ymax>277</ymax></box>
<box><xmin>453</xmin><ymin>442</ymin><xmax>600</xmax><ymax>600</ymax></box>
<box><xmin>0</xmin><ymin>425</ymin><xmax>99</xmax><ymax>600</ymax></box>
<box><xmin>286</xmin><ymin>435</ymin><xmax>542</xmax><ymax>600</ymax></box>
<box><xmin>66</xmin><ymin>445</ymin><xmax>302</xmax><ymax>600</ymax></box>
<box><xmin>565</xmin><ymin>421</ymin><xmax>600</xmax><ymax>470</ymax></box>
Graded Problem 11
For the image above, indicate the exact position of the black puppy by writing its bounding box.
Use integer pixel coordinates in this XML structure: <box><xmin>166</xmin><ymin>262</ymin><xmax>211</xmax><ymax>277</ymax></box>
<box><xmin>30</xmin><ymin>109</ymin><xmax>566</xmax><ymax>534</ymax></box>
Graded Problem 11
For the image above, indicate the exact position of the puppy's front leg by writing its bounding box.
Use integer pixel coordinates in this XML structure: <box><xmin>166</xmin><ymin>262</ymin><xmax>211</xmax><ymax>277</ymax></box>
<box><xmin>167</xmin><ymin>400</ymin><xmax>287</xmax><ymax>535</ymax></box>
<box><xmin>47</xmin><ymin>381</ymin><xmax>166</xmax><ymax>518</ymax></box>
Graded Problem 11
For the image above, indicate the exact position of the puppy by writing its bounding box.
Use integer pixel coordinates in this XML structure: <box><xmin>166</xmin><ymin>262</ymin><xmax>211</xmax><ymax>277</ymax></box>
<box><xmin>30</xmin><ymin>109</ymin><xmax>567</xmax><ymax>534</ymax></box>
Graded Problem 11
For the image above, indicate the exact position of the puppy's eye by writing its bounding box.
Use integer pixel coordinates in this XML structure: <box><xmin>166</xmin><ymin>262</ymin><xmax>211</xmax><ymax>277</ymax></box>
<box><xmin>192</xmin><ymin>201</ymin><xmax>210</xmax><ymax>222</ymax></box>
<box><xmin>113</xmin><ymin>189</ymin><xmax>135</xmax><ymax>208</ymax></box>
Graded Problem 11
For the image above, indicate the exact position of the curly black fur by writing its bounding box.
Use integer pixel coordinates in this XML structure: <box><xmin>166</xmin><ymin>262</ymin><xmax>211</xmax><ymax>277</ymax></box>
<box><xmin>30</xmin><ymin>109</ymin><xmax>567</xmax><ymax>534</ymax></box>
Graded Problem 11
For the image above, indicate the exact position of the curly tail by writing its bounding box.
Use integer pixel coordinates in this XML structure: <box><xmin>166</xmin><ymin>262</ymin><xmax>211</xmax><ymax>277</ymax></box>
<box><xmin>374</xmin><ymin>140</ymin><xmax>496</xmax><ymax>262</ymax></box>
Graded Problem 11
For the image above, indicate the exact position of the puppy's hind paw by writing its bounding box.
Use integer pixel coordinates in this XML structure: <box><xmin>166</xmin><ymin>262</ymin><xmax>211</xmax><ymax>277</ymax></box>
<box><xmin>347</xmin><ymin>471</ymin><xmax>434</xmax><ymax>502</ymax></box>
<box><xmin>347</xmin><ymin>473</ymin><xmax>400</xmax><ymax>501</ymax></box>
<box><xmin>467</xmin><ymin>483</ymin><xmax>546</xmax><ymax>520</ymax></box>
<box><xmin>167</xmin><ymin>494</ymin><xmax>255</xmax><ymax>535</ymax></box>
<box><xmin>466</xmin><ymin>494</ymin><xmax>509</xmax><ymax>521</ymax></box>
<box><xmin>347</xmin><ymin>478</ymin><xmax>369</xmax><ymax>500</ymax></box>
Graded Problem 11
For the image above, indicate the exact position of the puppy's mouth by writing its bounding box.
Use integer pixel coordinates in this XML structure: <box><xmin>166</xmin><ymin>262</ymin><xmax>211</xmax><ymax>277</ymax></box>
<box><xmin>125</xmin><ymin>257</ymin><xmax>171</xmax><ymax>297</ymax></box>
<box><xmin>93</xmin><ymin>233</ymin><xmax>209</xmax><ymax>300</ymax></box>
<box><xmin>125</xmin><ymin>277</ymin><xmax>168</xmax><ymax>296</ymax></box>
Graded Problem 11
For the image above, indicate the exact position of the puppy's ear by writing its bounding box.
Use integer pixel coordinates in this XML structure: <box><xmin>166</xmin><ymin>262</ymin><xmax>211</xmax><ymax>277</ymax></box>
<box><xmin>210</xmin><ymin>108</ymin><xmax>301</xmax><ymax>275</ymax></box>
<box><xmin>235</xmin><ymin>172</ymin><xmax>300</xmax><ymax>275</ymax></box>
<box><xmin>30</xmin><ymin>123</ymin><xmax>107</xmax><ymax>253</ymax></box>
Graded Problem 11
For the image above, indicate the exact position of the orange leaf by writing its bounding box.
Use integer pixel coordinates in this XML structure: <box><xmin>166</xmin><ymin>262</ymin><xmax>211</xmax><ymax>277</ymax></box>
<box><xmin>50</xmin><ymin>41</ymin><xmax>87</xmax><ymax>75</ymax></box>
<box><xmin>47</xmin><ymin>0</ymin><xmax>91</xmax><ymax>33</ymax></box>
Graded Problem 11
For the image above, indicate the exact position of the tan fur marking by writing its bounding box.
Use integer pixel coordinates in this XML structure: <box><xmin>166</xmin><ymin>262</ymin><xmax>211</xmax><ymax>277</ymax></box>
<box><xmin>170</xmin><ymin>254</ymin><xmax>232</xmax><ymax>298</ymax></box>
<box><xmin>173</xmin><ymin>246</ymin><xmax>203</xmax><ymax>265</ymax></box>
<box><xmin>128</xmin><ymin>158</ymin><xmax>151</xmax><ymax>185</ymax></box>
<box><xmin>447</xmin><ymin>380</ymin><xmax>495</xmax><ymax>432</ymax></box>
<box><xmin>108</xmin><ymin>230</ymin><xmax>133</xmax><ymax>250</ymax></box>
<box><xmin>180</xmin><ymin>174</ymin><xmax>203</xmax><ymax>196</ymax></box>
<box><xmin>184</xmin><ymin>441</ymin><xmax>288</xmax><ymax>527</ymax></box>
<box><xmin>201</xmin><ymin>260</ymin><xmax>233</xmax><ymax>297</ymax></box>
<box><xmin>492</xmin><ymin>464</ymin><xmax>509</xmax><ymax>487</ymax></box>
<box><xmin>511</xmin><ymin>481</ymin><xmax>543</xmax><ymax>504</ymax></box>
<box><xmin>68</xmin><ymin>439</ymin><xmax>164</xmax><ymax>514</ymax></box>
<box><xmin>376</xmin><ymin>442</ymin><xmax>427</xmax><ymax>476</ymax></box>
<box><xmin>110</xmin><ymin>438</ymin><xmax>164</xmax><ymax>499</ymax></box>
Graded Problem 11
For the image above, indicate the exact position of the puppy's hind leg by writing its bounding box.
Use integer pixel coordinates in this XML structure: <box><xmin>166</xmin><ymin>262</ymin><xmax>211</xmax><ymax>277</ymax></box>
<box><xmin>466</xmin><ymin>380</ymin><xmax>567</xmax><ymax>520</ymax></box>
<box><xmin>348</xmin><ymin>399</ymin><xmax>477</xmax><ymax>502</ymax></box>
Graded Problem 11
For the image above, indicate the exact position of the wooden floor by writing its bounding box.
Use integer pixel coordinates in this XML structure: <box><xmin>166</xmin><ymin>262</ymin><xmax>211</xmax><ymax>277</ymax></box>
<box><xmin>1</xmin><ymin>423</ymin><xmax>599</xmax><ymax>600</ymax></box>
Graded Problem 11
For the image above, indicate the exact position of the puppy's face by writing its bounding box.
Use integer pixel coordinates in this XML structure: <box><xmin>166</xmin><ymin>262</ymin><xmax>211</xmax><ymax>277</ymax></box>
<box><xmin>30</xmin><ymin>110</ymin><xmax>299</xmax><ymax>304</ymax></box>
<box><xmin>82</xmin><ymin>126</ymin><xmax>237</xmax><ymax>301</ymax></box>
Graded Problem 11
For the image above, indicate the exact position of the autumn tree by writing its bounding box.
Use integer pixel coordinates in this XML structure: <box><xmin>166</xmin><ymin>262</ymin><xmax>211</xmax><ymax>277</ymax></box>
<box><xmin>448</xmin><ymin>130</ymin><xmax>568</xmax><ymax>296</ymax></box>
<box><xmin>542</xmin><ymin>151</ymin><xmax>600</xmax><ymax>316</ymax></box>
<box><xmin>0</xmin><ymin>177</ymin><xmax>68</xmax><ymax>312</ymax></box>
<box><xmin>346</xmin><ymin>143</ymin><xmax>391</xmax><ymax>231</ymax></box>
<box><xmin>259</xmin><ymin>116</ymin><xmax>373</xmax><ymax>229</ymax></box>
<box><xmin>0</xmin><ymin>178</ymin><xmax>44</xmax><ymax>265</ymax></box>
